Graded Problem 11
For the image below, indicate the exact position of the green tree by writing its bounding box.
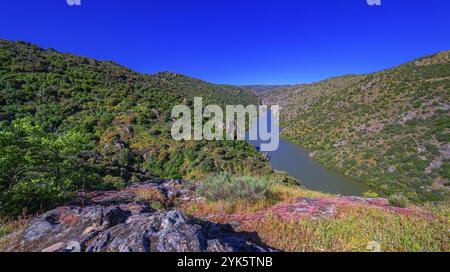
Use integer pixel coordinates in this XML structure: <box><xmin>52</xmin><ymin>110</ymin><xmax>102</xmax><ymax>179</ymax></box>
<box><xmin>0</xmin><ymin>117</ymin><xmax>101</xmax><ymax>215</ymax></box>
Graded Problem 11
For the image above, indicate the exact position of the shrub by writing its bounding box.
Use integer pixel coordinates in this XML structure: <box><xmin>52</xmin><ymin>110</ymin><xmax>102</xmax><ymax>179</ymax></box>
<box><xmin>363</xmin><ymin>190</ymin><xmax>379</xmax><ymax>198</ymax></box>
<box><xmin>102</xmin><ymin>175</ymin><xmax>126</xmax><ymax>189</ymax></box>
<box><xmin>388</xmin><ymin>194</ymin><xmax>409</xmax><ymax>208</ymax></box>
<box><xmin>199</xmin><ymin>159</ymin><xmax>215</xmax><ymax>173</ymax></box>
<box><xmin>116</xmin><ymin>148</ymin><xmax>134</xmax><ymax>168</ymax></box>
<box><xmin>197</xmin><ymin>173</ymin><xmax>269</xmax><ymax>202</ymax></box>
<box><xmin>0</xmin><ymin>226</ymin><xmax>8</xmax><ymax>238</ymax></box>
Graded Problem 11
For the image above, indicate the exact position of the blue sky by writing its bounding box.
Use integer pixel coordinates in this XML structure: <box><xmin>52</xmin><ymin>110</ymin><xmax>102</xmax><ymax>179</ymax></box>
<box><xmin>1</xmin><ymin>0</ymin><xmax>449</xmax><ymax>84</ymax></box>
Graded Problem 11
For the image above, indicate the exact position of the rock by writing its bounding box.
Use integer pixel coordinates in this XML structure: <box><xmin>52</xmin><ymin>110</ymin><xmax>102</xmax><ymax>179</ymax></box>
<box><xmin>426</xmin><ymin>159</ymin><xmax>442</xmax><ymax>173</ymax></box>
<box><xmin>203</xmin><ymin>196</ymin><xmax>428</xmax><ymax>224</ymax></box>
<box><xmin>333</xmin><ymin>140</ymin><xmax>348</xmax><ymax>148</ymax></box>
<box><xmin>388</xmin><ymin>165</ymin><xmax>396</xmax><ymax>173</ymax></box>
<box><xmin>63</xmin><ymin>241</ymin><xmax>81</xmax><ymax>252</ymax></box>
<box><xmin>71</xmin><ymin>179</ymin><xmax>196</xmax><ymax>206</ymax></box>
<box><xmin>42</xmin><ymin>242</ymin><xmax>63</xmax><ymax>252</ymax></box>
<box><xmin>440</xmin><ymin>144</ymin><xmax>450</xmax><ymax>159</ymax></box>
<box><xmin>7</xmin><ymin>180</ymin><xmax>273</xmax><ymax>252</ymax></box>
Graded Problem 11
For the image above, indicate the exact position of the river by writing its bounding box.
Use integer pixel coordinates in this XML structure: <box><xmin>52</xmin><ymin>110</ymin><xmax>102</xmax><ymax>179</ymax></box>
<box><xmin>247</xmin><ymin>110</ymin><xmax>370</xmax><ymax>196</ymax></box>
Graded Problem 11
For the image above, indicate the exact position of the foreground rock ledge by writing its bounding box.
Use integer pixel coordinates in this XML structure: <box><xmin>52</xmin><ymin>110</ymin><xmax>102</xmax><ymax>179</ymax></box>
<box><xmin>6</xmin><ymin>180</ymin><xmax>274</xmax><ymax>252</ymax></box>
<box><xmin>4</xmin><ymin>180</ymin><xmax>428</xmax><ymax>252</ymax></box>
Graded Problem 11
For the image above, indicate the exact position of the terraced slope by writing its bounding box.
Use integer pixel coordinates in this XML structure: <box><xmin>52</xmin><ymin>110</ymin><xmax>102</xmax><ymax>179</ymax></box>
<box><xmin>262</xmin><ymin>51</ymin><xmax>450</xmax><ymax>202</ymax></box>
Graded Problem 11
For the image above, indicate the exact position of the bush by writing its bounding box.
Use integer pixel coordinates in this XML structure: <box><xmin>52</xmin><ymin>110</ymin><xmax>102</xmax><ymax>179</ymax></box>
<box><xmin>0</xmin><ymin>226</ymin><xmax>7</xmax><ymax>238</ymax></box>
<box><xmin>363</xmin><ymin>190</ymin><xmax>379</xmax><ymax>198</ymax></box>
<box><xmin>388</xmin><ymin>194</ymin><xmax>409</xmax><ymax>208</ymax></box>
<box><xmin>102</xmin><ymin>175</ymin><xmax>126</xmax><ymax>189</ymax></box>
<box><xmin>199</xmin><ymin>159</ymin><xmax>215</xmax><ymax>173</ymax></box>
<box><xmin>197</xmin><ymin>173</ymin><xmax>269</xmax><ymax>202</ymax></box>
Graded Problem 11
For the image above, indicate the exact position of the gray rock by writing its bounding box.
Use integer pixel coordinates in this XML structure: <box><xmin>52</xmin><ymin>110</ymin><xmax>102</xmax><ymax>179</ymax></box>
<box><xmin>63</xmin><ymin>241</ymin><xmax>81</xmax><ymax>252</ymax></box>
<box><xmin>8</xmin><ymin>180</ymin><xmax>274</xmax><ymax>252</ymax></box>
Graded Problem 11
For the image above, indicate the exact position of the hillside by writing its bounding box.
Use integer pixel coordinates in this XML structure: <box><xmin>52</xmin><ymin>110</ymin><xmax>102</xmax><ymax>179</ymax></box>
<box><xmin>0</xmin><ymin>39</ymin><xmax>279</xmax><ymax>216</ymax></box>
<box><xmin>262</xmin><ymin>51</ymin><xmax>450</xmax><ymax>202</ymax></box>
<box><xmin>0</xmin><ymin>40</ymin><xmax>448</xmax><ymax>252</ymax></box>
<box><xmin>241</xmin><ymin>85</ymin><xmax>293</xmax><ymax>95</ymax></box>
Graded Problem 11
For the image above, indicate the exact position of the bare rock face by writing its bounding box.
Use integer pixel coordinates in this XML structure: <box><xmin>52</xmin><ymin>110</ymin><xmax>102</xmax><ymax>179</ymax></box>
<box><xmin>7</xmin><ymin>181</ymin><xmax>273</xmax><ymax>252</ymax></box>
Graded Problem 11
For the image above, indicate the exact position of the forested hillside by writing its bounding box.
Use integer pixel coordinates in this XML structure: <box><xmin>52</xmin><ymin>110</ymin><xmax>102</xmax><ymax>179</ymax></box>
<box><xmin>262</xmin><ymin>51</ymin><xmax>450</xmax><ymax>202</ymax></box>
<box><xmin>0</xmin><ymin>39</ymin><xmax>274</xmax><ymax>215</ymax></box>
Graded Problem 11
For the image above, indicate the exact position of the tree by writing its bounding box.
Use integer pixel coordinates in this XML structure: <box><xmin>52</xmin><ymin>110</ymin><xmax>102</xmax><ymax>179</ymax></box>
<box><xmin>0</xmin><ymin>117</ymin><xmax>100</xmax><ymax>215</ymax></box>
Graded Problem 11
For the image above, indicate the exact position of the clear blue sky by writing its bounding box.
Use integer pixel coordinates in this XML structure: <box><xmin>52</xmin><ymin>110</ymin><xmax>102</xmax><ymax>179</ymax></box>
<box><xmin>1</xmin><ymin>0</ymin><xmax>449</xmax><ymax>84</ymax></box>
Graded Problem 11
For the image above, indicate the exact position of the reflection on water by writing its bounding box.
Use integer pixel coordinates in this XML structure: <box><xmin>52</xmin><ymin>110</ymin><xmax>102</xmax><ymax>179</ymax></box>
<box><xmin>247</xmin><ymin>110</ymin><xmax>370</xmax><ymax>196</ymax></box>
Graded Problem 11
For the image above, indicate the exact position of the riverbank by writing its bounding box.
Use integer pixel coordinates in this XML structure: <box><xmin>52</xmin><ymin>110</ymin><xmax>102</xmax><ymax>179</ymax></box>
<box><xmin>248</xmin><ymin>135</ymin><xmax>371</xmax><ymax>196</ymax></box>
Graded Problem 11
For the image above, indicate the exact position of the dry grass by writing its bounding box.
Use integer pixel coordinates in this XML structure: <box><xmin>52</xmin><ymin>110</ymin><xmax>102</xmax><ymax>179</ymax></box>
<box><xmin>184</xmin><ymin>181</ymin><xmax>449</xmax><ymax>252</ymax></box>
<box><xmin>0</xmin><ymin>216</ymin><xmax>29</xmax><ymax>252</ymax></box>
<box><xmin>134</xmin><ymin>187</ymin><xmax>169</xmax><ymax>209</ymax></box>
<box><xmin>241</xmin><ymin>205</ymin><xmax>449</xmax><ymax>252</ymax></box>
<box><xmin>184</xmin><ymin>184</ymin><xmax>332</xmax><ymax>216</ymax></box>
<box><xmin>268</xmin><ymin>184</ymin><xmax>331</xmax><ymax>200</ymax></box>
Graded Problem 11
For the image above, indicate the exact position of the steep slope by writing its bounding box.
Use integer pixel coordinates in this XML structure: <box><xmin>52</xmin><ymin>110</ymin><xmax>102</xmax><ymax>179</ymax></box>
<box><xmin>262</xmin><ymin>51</ymin><xmax>450</xmax><ymax>202</ymax></box>
<box><xmin>261</xmin><ymin>75</ymin><xmax>364</xmax><ymax>123</ymax></box>
<box><xmin>0</xmin><ymin>39</ymin><xmax>275</xmax><ymax>215</ymax></box>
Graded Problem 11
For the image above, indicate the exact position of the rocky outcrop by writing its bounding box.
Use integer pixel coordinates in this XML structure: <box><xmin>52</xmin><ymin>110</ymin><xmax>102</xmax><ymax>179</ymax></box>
<box><xmin>202</xmin><ymin>196</ymin><xmax>432</xmax><ymax>226</ymax></box>
<box><xmin>4</xmin><ymin>180</ymin><xmax>433</xmax><ymax>252</ymax></box>
<box><xmin>6</xmin><ymin>180</ymin><xmax>274</xmax><ymax>252</ymax></box>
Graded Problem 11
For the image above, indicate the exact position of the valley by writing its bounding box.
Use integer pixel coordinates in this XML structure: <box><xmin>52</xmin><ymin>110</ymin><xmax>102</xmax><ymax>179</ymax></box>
<box><xmin>261</xmin><ymin>52</ymin><xmax>450</xmax><ymax>202</ymax></box>
<box><xmin>0</xmin><ymin>39</ymin><xmax>448</xmax><ymax>252</ymax></box>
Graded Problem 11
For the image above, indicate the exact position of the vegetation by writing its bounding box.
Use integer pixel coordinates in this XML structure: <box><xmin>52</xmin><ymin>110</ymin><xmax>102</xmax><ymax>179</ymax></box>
<box><xmin>186</xmin><ymin>174</ymin><xmax>330</xmax><ymax>215</ymax></box>
<box><xmin>197</xmin><ymin>172</ymin><xmax>270</xmax><ymax>202</ymax></box>
<box><xmin>0</xmin><ymin>39</ymin><xmax>271</xmax><ymax>216</ymax></box>
<box><xmin>0</xmin><ymin>39</ymin><xmax>448</xmax><ymax>252</ymax></box>
<box><xmin>388</xmin><ymin>194</ymin><xmax>410</xmax><ymax>208</ymax></box>
<box><xmin>135</xmin><ymin>187</ymin><xmax>169</xmax><ymax>210</ymax></box>
<box><xmin>0</xmin><ymin>117</ymin><xmax>103</xmax><ymax>215</ymax></box>
<box><xmin>247</xmin><ymin>205</ymin><xmax>448</xmax><ymax>252</ymax></box>
<box><xmin>186</xmin><ymin>174</ymin><xmax>449</xmax><ymax>252</ymax></box>
<box><xmin>262</xmin><ymin>51</ymin><xmax>450</xmax><ymax>202</ymax></box>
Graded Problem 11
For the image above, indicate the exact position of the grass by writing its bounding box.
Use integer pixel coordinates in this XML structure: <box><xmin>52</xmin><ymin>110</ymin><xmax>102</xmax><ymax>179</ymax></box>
<box><xmin>0</xmin><ymin>216</ymin><xmax>29</xmax><ymax>252</ymax></box>
<box><xmin>134</xmin><ymin>187</ymin><xmax>170</xmax><ymax>210</ymax></box>
<box><xmin>241</xmin><ymin>205</ymin><xmax>449</xmax><ymax>252</ymax></box>
<box><xmin>185</xmin><ymin>174</ymin><xmax>449</xmax><ymax>252</ymax></box>
<box><xmin>2</xmin><ymin>173</ymin><xmax>448</xmax><ymax>252</ymax></box>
